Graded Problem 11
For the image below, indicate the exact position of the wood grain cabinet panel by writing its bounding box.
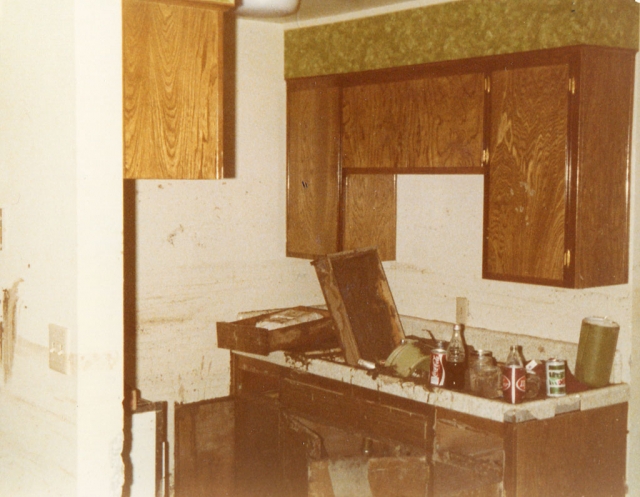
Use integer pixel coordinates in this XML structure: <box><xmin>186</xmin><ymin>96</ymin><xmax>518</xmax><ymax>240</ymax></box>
<box><xmin>484</xmin><ymin>46</ymin><xmax>634</xmax><ymax>288</ymax></box>
<box><xmin>286</xmin><ymin>81</ymin><xmax>341</xmax><ymax>258</ymax></box>
<box><xmin>343</xmin><ymin>174</ymin><xmax>396</xmax><ymax>260</ymax></box>
<box><xmin>342</xmin><ymin>72</ymin><xmax>485</xmax><ymax>171</ymax></box>
<box><xmin>123</xmin><ymin>0</ymin><xmax>226</xmax><ymax>179</ymax></box>
<box><xmin>485</xmin><ymin>63</ymin><xmax>569</xmax><ymax>284</ymax></box>
<box><xmin>504</xmin><ymin>403</ymin><xmax>627</xmax><ymax>497</ymax></box>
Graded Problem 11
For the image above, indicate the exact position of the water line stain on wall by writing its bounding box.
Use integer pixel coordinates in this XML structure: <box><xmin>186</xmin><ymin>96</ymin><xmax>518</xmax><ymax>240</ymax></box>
<box><xmin>2</xmin><ymin>279</ymin><xmax>23</xmax><ymax>382</ymax></box>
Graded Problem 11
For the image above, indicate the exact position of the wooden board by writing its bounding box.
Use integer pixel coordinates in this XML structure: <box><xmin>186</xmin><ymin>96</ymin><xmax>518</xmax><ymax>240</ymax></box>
<box><xmin>217</xmin><ymin>306</ymin><xmax>338</xmax><ymax>356</ymax></box>
<box><xmin>312</xmin><ymin>248</ymin><xmax>405</xmax><ymax>365</ymax></box>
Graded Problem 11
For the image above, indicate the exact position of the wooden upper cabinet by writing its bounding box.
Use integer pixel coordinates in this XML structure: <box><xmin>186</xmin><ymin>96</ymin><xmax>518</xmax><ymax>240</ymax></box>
<box><xmin>286</xmin><ymin>80</ymin><xmax>342</xmax><ymax>258</ymax></box>
<box><xmin>123</xmin><ymin>0</ymin><xmax>226</xmax><ymax>179</ymax></box>
<box><xmin>484</xmin><ymin>46</ymin><xmax>635</xmax><ymax>288</ymax></box>
<box><xmin>342</xmin><ymin>71</ymin><xmax>485</xmax><ymax>172</ymax></box>
<box><xmin>286</xmin><ymin>46</ymin><xmax>634</xmax><ymax>286</ymax></box>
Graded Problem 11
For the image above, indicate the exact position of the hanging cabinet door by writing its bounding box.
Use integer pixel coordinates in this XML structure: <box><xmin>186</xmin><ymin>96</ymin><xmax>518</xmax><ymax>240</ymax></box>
<box><xmin>484</xmin><ymin>46</ymin><xmax>634</xmax><ymax>288</ymax></box>
<box><xmin>343</xmin><ymin>174</ymin><xmax>397</xmax><ymax>261</ymax></box>
<box><xmin>286</xmin><ymin>80</ymin><xmax>342</xmax><ymax>258</ymax></box>
<box><xmin>123</xmin><ymin>0</ymin><xmax>226</xmax><ymax>179</ymax></box>
<box><xmin>484</xmin><ymin>62</ymin><xmax>569</xmax><ymax>285</ymax></box>
<box><xmin>341</xmin><ymin>71</ymin><xmax>485</xmax><ymax>172</ymax></box>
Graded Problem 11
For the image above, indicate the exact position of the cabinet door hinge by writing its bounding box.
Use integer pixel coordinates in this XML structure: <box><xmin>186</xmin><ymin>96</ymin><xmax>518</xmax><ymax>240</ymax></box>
<box><xmin>482</xmin><ymin>149</ymin><xmax>490</xmax><ymax>165</ymax></box>
<box><xmin>569</xmin><ymin>77</ymin><xmax>576</xmax><ymax>95</ymax></box>
<box><xmin>564</xmin><ymin>249</ymin><xmax>571</xmax><ymax>267</ymax></box>
<box><xmin>484</xmin><ymin>76</ymin><xmax>491</xmax><ymax>93</ymax></box>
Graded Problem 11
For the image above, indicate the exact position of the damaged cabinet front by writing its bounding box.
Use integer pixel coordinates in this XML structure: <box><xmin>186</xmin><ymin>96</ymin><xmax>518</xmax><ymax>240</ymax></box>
<box><xmin>178</xmin><ymin>353</ymin><xmax>627</xmax><ymax>496</ymax></box>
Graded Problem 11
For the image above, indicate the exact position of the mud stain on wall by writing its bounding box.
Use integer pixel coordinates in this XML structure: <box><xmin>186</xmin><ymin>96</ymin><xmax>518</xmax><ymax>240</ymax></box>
<box><xmin>2</xmin><ymin>279</ymin><xmax>22</xmax><ymax>382</ymax></box>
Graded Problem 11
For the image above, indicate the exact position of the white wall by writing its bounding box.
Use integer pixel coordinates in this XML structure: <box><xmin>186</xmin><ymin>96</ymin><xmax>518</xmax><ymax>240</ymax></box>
<box><xmin>0</xmin><ymin>1</ymin><xmax>124</xmax><ymax>495</ymax></box>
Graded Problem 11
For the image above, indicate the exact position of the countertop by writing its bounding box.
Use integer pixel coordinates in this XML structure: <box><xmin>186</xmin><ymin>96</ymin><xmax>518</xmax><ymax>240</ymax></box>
<box><xmin>236</xmin><ymin>348</ymin><xmax>628</xmax><ymax>423</ymax></box>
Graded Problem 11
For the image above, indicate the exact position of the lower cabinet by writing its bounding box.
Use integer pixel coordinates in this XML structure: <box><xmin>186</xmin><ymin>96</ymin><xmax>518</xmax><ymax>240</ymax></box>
<box><xmin>175</xmin><ymin>354</ymin><xmax>627</xmax><ymax>497</ymax></box>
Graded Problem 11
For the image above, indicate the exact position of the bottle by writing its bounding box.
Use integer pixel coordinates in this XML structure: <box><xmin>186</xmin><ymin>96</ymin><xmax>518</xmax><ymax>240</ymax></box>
<box><xmin>444</xmin><ymin>324</ymin><xmax>466</xmax><ymax>390</ymax></box>
<box><xmin>502</xmin><ymin>345</ymin><xmax>526</xmax><ymax>404</ymax></box>
<box><xmin>469</xmin><ymin>350</ymin><xmax>502</xmax><ymax>398</ymax></box>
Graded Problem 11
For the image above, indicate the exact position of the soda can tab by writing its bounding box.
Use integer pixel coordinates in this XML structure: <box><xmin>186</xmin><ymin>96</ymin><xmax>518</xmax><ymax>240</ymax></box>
<box><xmin>429</xmin><ymin>346</ymin><xmax>447</xmax><ymax>387</ymax></box>
<box><xmin>546</xmin><ymin>359</ymin><xmax>566</xmax><ymax>397</ymax></box>
<box><xmin>502</xmin><ymin>365</ymin><xmax>526</xmax><ymax>404</ymax></box>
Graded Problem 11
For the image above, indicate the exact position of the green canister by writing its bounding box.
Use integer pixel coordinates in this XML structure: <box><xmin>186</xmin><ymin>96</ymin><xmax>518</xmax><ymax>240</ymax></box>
<box><xmin>575</xmin><ymin>317</ymin><xmax>619</xmax><ymax>388</ymax></box>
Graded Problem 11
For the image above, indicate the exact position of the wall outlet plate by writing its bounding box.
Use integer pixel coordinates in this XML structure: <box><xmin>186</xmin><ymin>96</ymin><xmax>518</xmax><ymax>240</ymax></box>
<box><xmin>49</xmin><ymin>324</ymin><xmax>69</xmax><ymax>374</ymax></box>
<box><xmin>456</xmin><ymin>297</ymin><xmax>469</xmax><ymax>325</ymax></box>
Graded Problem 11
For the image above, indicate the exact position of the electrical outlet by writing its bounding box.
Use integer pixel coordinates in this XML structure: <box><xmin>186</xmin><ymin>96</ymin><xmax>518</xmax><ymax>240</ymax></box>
<box><xmin>49</xmin><ymin>324</ymin><xmax>69</xmax><ymax>374</ymax></box>
<box><xmin>456</xmin><ymin>297</ymin><xmax>469</xmax><ymax>325</ymax></box>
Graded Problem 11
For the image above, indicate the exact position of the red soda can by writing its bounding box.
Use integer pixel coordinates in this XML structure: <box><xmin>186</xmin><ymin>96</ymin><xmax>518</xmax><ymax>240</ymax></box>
<box><xmin>430</xmin><ymin>344</ymin><xmax>447</xmax><ymax>386</ymax></box>
<box><xmin>502</xmin><ymin>365</ymin><xmax>526</xmax><ymax>403</ymax></box>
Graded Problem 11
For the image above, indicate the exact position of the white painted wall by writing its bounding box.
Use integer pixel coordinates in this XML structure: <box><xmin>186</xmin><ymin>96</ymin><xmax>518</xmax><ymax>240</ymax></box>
<box><xmin>0</xmin><ymin>1</ymin><xmax>124</xmax><ymax>495</ymax></box>
<box><xmin>133</xmin><ymin>7</ymin><xmax>640</xmax><ymax>497</ymax></box>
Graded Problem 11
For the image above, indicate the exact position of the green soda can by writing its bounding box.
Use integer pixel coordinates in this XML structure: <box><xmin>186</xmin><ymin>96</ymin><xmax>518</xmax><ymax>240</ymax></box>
<box><xmin>546</xmin><ymin>359</ymin><xmax>566</xmax><ymax>397</ymax></box>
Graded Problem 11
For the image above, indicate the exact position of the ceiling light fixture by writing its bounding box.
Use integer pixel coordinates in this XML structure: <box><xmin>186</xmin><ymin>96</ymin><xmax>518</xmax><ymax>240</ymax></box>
<box><xmin>235</xmin><ymin>0</ymin><xmax>300</xmax><ymax>17</ymax></box>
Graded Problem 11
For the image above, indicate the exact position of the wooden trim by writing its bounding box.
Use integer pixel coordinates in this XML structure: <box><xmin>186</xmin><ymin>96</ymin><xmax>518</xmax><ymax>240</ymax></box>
<box><xmin>483</xmin><ymin>272</ymin><xmax>566</xmax><ymax>288</ymax></box>
<box><xmin>286</xmin><ymin>45</ymin><xmax>636</xmax><ymax>86</ymax></box>
<box><xmin>563</xmin><ymin>51</ymin><xmax>581</xmax><ymax>287</ymax></box>
<box><xmin>343</xmin><ymin>167</ymin><xmax>484</xmax><ymax>175</ymax></box>
<box><xmin>137</xmin><ymin>0</ymin><xmax>236</xmax><ymax>11</ymax></box>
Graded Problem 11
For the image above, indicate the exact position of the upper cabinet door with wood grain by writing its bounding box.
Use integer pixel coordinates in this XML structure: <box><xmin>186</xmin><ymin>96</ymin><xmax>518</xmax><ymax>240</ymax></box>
<box><xmin>342</xmin><ymin>72</ymin><xmax>485</xmax><ymax>172</ymax></box>
<box><xmin>286</xmin><ymin>82</ymin><xmax>341</xmax><ymax>258</ymax></box>
<box><xmin>484</xmin><ymin>64</ymin><xmax>569</xmax><ymax>285</ymax></box>
<box><xmin>123</xmin><ymin>0</ymin><xmax>224</xmax><ymax>179</ymax></box>
<box><xmin>343</xmin><ymin>174</ymin><xmax>397</xmax><ymax>261</ymax></box>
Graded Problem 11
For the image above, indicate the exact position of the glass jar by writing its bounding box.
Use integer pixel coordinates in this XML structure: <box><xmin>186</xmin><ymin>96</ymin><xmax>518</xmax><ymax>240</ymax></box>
<box><xmin>469</xmin><ymin>350</ymin><xmax>502</xmax><ymax>399</ymax></box>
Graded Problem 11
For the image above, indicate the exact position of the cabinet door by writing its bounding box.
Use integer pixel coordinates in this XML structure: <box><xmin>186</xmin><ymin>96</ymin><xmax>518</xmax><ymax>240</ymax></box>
<box><xmin>342</xmin><ymin>72</ymin><xmax>485</xmax><ymax>171</ymax></box>
<box><xmin>484</xmin><ymin>63</ymin><xmax>569</xmax><ymax>285</ymax></box>
<box><xmin>123</xmin><ymin>0</ymin><xmax>224</xmax><ymax>179</ymax></box>
<box><xmin>175</xmin><ymin>397</ymin><xmax>235</xmax><ymax>497</ymax></box>
<box><xmin>175</xmin><ymin>395</ymin><xmax>282</xmax><ymax>497</ymax></box>
<box><xmin>286</xmin><ymin>82</ymin><xmax>341</xmax><ymax>258</ymax></box>
<box><xmin>343</xmin><ymin>174</ymin><xmax>396</xmax><ymax>261</ymax></box>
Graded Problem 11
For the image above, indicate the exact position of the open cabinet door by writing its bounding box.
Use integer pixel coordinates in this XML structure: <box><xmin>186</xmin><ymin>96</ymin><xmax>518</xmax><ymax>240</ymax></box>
<box><xmin>175</xmin><ymin>397</ymin><xmax>235</xmax><ymax>497</ymax></box>
<box><xmin>175</xmin><ymin>394</ymin><xmax>282</xmax><ymax>497</ymax></box>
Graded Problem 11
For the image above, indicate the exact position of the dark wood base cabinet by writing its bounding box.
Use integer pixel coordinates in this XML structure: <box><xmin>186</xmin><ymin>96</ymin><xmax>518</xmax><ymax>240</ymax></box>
<box><xmin>175</xmin><ymin>354</ymin><xmax>627</xmax><ymax>497</ymax></box>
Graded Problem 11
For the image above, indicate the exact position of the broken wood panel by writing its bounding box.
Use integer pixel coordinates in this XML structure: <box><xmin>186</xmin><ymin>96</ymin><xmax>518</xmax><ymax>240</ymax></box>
<box><xmin>312</xmin><ymin>248</ymin><xmax>405</xmax><ymax>366</ymax></box>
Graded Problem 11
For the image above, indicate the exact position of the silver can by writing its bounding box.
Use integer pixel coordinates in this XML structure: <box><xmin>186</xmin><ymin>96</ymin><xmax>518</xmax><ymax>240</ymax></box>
<box><xmin>546</xmin><ymin>359</ymin><xmax>566</xmax><ymax>397</ymax></box>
